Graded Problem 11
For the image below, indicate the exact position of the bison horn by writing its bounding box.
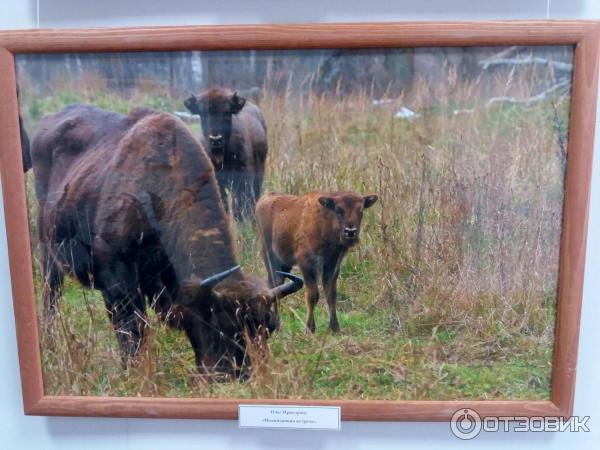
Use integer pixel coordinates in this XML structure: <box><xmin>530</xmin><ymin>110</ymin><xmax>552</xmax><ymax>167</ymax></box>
<box><xmin>200</xmin><ymin>265</ymin><xmax>241</xmax><ymax>288</ymax></box>
<box><xmin>269</xmin><ymin>271</ymin><xmax>304</xmax><ymax>299</ymax></box>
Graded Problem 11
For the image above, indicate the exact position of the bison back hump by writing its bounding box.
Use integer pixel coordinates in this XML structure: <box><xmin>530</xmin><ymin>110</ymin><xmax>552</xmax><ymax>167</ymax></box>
<box><xmin>31</xmin><ymin>105</ymin><xmax>130</xmax><ymax>200</ymax></box>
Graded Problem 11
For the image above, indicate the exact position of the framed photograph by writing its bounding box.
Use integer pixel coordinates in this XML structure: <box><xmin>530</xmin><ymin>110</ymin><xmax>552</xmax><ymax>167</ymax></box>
<box><xmin>0</xmin><ymin>21</ymin><xmax>598</xmax><ymax>421</ymax></box>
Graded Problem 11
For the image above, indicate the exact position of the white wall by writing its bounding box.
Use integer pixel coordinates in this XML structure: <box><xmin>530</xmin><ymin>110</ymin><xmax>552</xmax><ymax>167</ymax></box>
<box><xmin>0</xmin><ymin>1</ymin><xmax>598</xmax><ymax>448</ymax></box>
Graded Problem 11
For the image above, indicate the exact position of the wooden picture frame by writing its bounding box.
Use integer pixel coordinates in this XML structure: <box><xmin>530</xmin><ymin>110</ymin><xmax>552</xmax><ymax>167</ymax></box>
<box><xmin>0</xmin><ymin>21</ymin><xmax>598</xmax><ymax>421</ymax></box>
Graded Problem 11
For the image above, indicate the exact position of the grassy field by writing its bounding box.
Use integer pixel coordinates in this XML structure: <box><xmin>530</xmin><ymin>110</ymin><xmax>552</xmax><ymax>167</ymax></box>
<box><xmin>19</xmin><ymin>61</ymin><xmax>567</xmax><ymax>400</ymax></box>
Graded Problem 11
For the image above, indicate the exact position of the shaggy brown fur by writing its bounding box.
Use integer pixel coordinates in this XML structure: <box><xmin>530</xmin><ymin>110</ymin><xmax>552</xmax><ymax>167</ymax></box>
<box><xmin>31</xmin><ymin>104</ymin><xmax>300</xmax><ymax>378</ymax></box>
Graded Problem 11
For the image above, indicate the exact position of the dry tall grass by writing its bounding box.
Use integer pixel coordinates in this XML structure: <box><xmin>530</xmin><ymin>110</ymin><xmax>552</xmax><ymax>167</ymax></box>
<box><xmin>20</xmin><ymin>55</ymin><xmax>568</xmax><ymax>400</ymax></box>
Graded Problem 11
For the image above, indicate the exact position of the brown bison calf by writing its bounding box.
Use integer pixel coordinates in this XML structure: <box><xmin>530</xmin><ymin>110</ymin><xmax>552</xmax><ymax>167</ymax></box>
<box><xmin>256</xmin><ymin>191</ymin><xmax>378</xmax><ymax>333</ymax></box>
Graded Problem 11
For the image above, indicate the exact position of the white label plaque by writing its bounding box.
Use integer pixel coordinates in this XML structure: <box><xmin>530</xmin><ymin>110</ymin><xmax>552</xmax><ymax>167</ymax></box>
<box><xmin>238</xmin><ymin>405</ymin><xmax>341</xmax><ymax>430</ymax></box>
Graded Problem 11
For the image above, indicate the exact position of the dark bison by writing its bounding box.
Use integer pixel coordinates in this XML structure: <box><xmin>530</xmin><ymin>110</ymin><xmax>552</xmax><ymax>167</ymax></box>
<box><xmin>256</xmin><ymin>191</ymin><xmax>378</xmax><ymax>334</ymax></box>
<box><xmin>17</xmin><ymin>87</ymin><xmax>32</xmax><ymax>172</ymax></box>
<box><xmin>20</xmin><ymin>114</ymin><xmax>31</xmax><ymax>172</ymax></box>
<box><xmin>184</xmin><ymin>88</ymin><xmax>268</xmax><ymax>220</ymax></box>
<box><xmin>30</xmin><ymin>104</ymin><xmax>302</xmax><ymax>378</ymax></box>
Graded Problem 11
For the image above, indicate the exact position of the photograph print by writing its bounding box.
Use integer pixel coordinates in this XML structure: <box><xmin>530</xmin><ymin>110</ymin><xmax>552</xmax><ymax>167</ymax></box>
<box><xmin>15</xmin><ymin>43</ymin><xmax>572</xmax><ymax>400</ymax></box>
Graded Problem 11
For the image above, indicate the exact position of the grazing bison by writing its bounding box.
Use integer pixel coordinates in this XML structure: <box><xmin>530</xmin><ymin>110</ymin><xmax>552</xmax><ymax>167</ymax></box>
<box><xmin>183</xmin><ymin>88</ymin><xmax>268</xmax><ymax>220</ymax></box>
<box><xmin>30</xmin><ymin>104</ymin><xmax>302</xmax><ymax>378</ymax></box>
<box><xmin>256</xmin><ymin>191</ymin><xmax>378</xmax><ymax>334</ymax></box>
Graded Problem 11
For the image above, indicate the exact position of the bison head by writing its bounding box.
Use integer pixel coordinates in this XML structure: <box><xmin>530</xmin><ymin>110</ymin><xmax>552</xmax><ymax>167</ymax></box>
<box><xmin>184</xmin><ymin>88</ymin><xmax>246</xmax><ymax>170</ymax></box>
<box><xmin>318</xmin><ymin>192</ymin><xmax>378</xmax><ymax>246</ymax></box>
<box><xmin>180</xmin><ymin>266</ymin><xmax>303</xmax><ymax>379</ymax></box>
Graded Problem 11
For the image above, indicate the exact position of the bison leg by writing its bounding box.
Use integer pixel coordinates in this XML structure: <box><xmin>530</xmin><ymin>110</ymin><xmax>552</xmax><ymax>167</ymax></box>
<box><xmin>252</xmin><ymin>170</ymin><xmax>264</xmax><ymax>208</ymax></box>
<box><xmin>300</xmin><ymin>265</ymin><xmax>320</xmax><ymax>334</ymax></box>
<box><xmin>237</xmin><ymin>170</ymin><xmax>263</xmax><ymax>220</ymax></box>
<box><xmin>262</xmin><ymin>249</ymin><xmax>291</xmax><ymax>288</ymax></box>
<box><xmin>322</xmin><ymin>258</ymin><xmax>342</xmax><ymax>333</ymax></box>
<box><xmin>238</xmin><ymin>177</ymin><xmax>253</xmax><ymax>220</ymax></box>
<box><xmin>261</xmin><ymin>251</ymin><xmax>291</xmax><ymax>332</ymax></box>
<box><xmin>215</xmin><ymin>171</ymin><xmax>233</xmax><ymax>216</ymax></box>
<box><xmin>231</xmin><ymin>177</ymin><xmax>248</xmax><ymax>221</ymax></box>
<box><xmin>182</xmin><ymin>312</ymin><xmax>236</xmax><ymax>380</ymax></box>
<box><xmin>228</xmin><ymin>171</ymin><xmax>256</xmax><ymax>221</ymax></box>
<box><xmin>98</xmin><ymin>265</ymin><xmax>146</xmax><ymax>364</ymax></box>
<box><xmin>104</xmin><ymin>293</ymin><xmax>147</xmax><ymax>365</ymax></box>
<box><xmin>40</xmin><ymin>244</ymin><xmax>64</xmax><ymax>321</ymax></box>
<box><xmin>183</xmin><ymin>318</ymin><xmax>211</xmax><ymax>373</ymax></box>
